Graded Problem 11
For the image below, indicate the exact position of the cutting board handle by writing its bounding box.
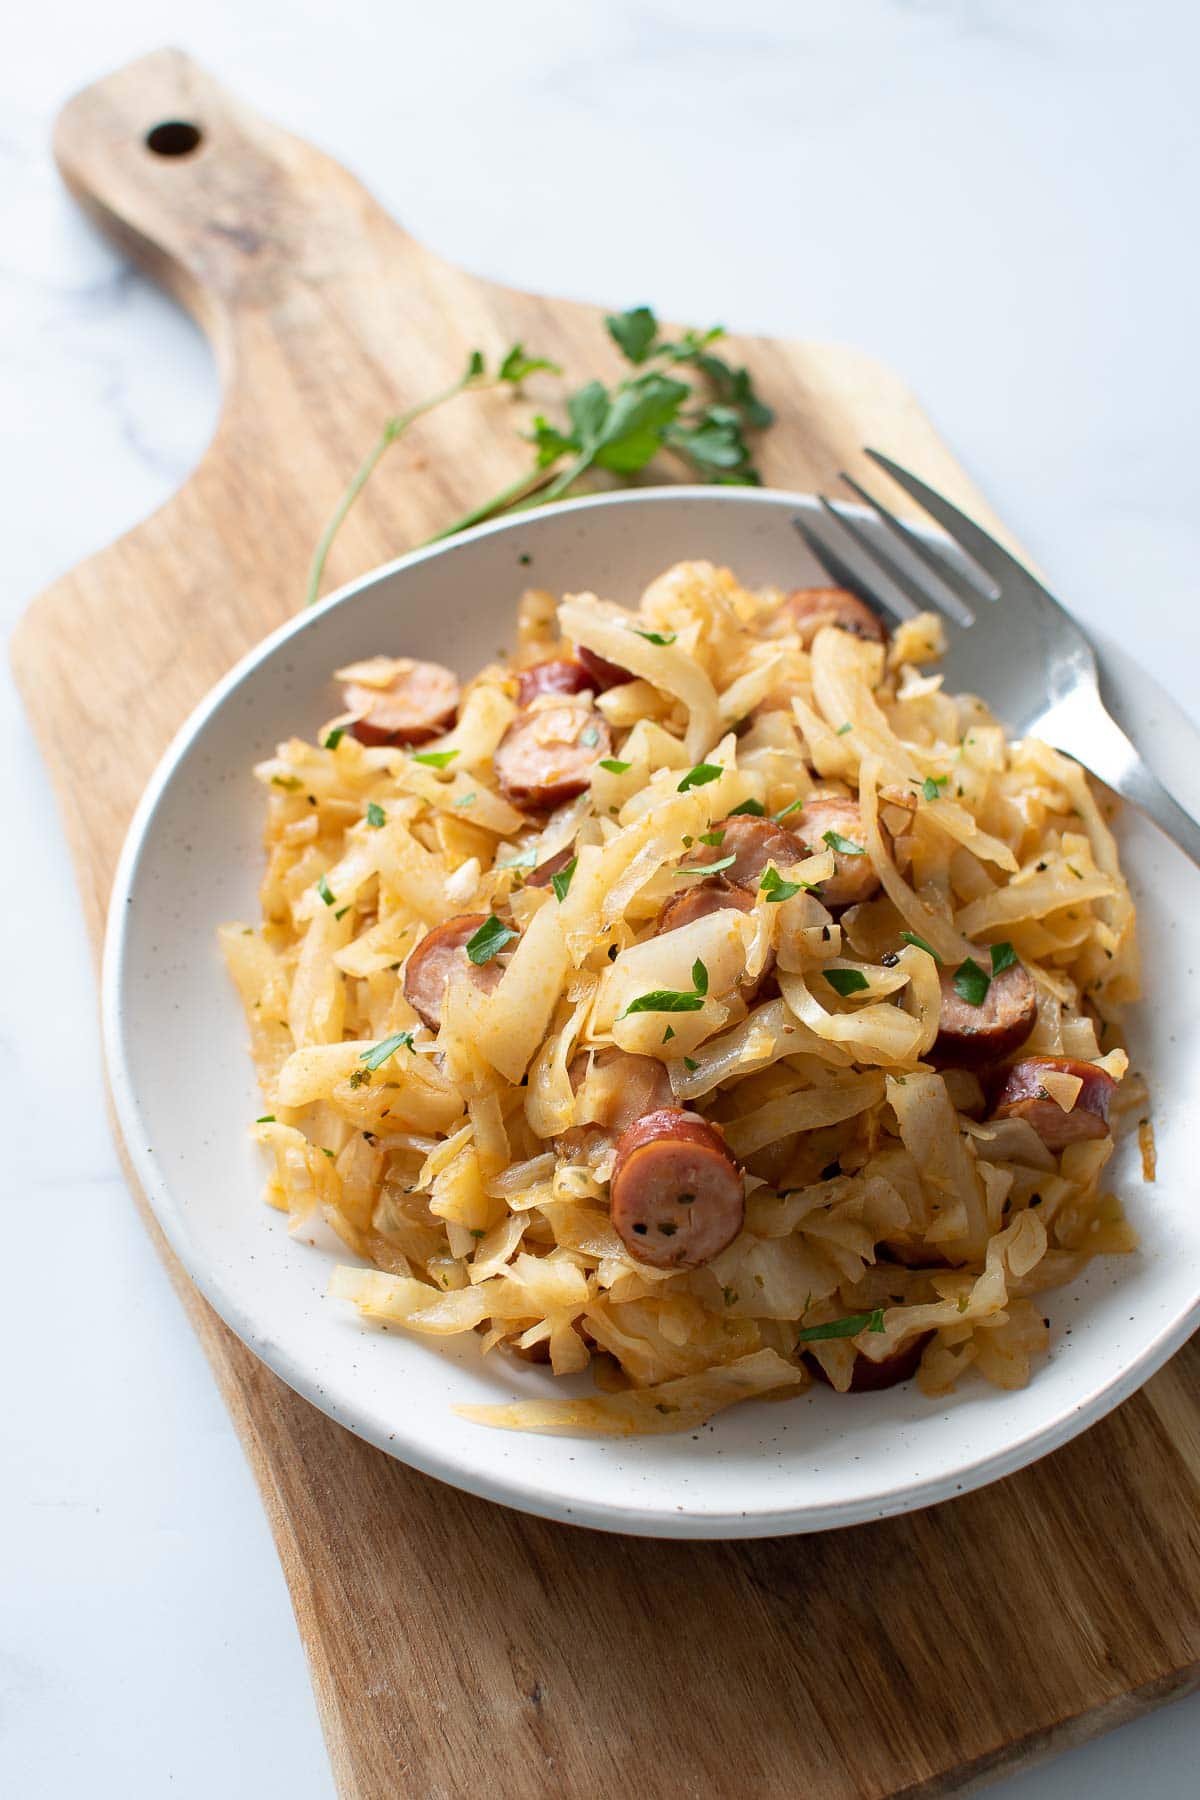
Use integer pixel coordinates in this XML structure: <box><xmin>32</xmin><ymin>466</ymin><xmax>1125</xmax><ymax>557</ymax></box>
<box><xmin>53</xmin><ymin>48</ymin><xmax>396</xmax><ymax>360</ymax></box>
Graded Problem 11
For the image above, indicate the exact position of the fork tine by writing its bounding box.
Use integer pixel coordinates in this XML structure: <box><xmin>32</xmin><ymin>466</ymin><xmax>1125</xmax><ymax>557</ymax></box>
<box><xmin>837</xmin><ymin>472</ymin><xmax>985</xmax><ymax>620</ymax></box>
<box><xmin>791</xmin><ymin>515</ymin><xmax>915</xmax><ymax>624</ymax></box>
<box><xmin>864</xmin><ymin>450</ymin><xmax>1021</xmax><ymax>598</ymax></box>
<box><xmin>818</xmin><ymin>496</ymin><xmax>973</xmax><ymax>629</ymax></box>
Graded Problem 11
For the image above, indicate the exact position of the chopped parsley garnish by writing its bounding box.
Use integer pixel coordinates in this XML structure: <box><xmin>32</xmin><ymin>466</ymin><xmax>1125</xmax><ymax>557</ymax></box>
<box><xmin>550</xmin><ymin>857</ymin><xmax>578</xmax><ymax>902</ymax></box>
<box><xmin>621</xmin><ymin>958</ymin><xmax>709</xmax><ymax>1017</ymax></box>
<box><xmin>323</xmin><ymin>727</ymin><xmax>346</xmax><ymax>750</ymax></box>
<box><xmin>921</xmin><ymin>774</ymin><xmax>949</xmax><ymax>802</ymax></box>
<box><xmin>454</xmin><ymin>792</ymin><xmax>476</xmax><ymax>807</ymax></box>
<box><xmin>699</xmin><ymin>829</ymin><xmax>726</xmax><ymax>846</ymax></box>
<box><xmin>497</xmin><ymin>847</ymin><xmax>538</xmax><ymax>869</ymax></box>
<box><xmin>256</xmin><ymin>1114</ymin><xmax>275</xmax><ymax>1124</ymax></box>
<box><xmin>465</xmin><ymin>915</ymin><xmax>518</xmax><ymax>964</ymax></box>
<box><xmin>760</xmin><ymin>864</ymin><xmax>802</xmax><ymax>903</ymax></box>
<box><xmin>990</xmin><ymin>940</ymin><xmax>1018</xmax><ymax>975</ymax></box>
<box><xmin>581</xmin><ymin>725</ymin><xmax>600</xmax><ymax>747</ymax></box>
<box><xmin>835</xmin><ymin>722</ymin><xmax>853</xmax><ymax>736</ymax></box>
<box><xmin>774</xmin><ymin>797</ymin><xmax>805</xmax><ymax>822</ymax></box>
<box><xmin>598</xmin><ymin>757</ymin><xmax>632</xmax><ymax>774</ymax></box>
<box><xmin>320</xmin><ymin>1147</ymin><xmax>336</xmax><ymax>1160</ymax></box>
<box><xmin>899</xmin><ymin>931</ymin><xmax>943</xmax><ymax>963</ymax></box>
<box><xmin>365</xmin><ymin>801</ymin><xmax>386</xmax><ymax>828</ymax></box>
<box><xmin>677</xmin><ymin>762</ymin><xmax>723</xmax><ymax>792</ymax></box>
<box><xmin>630</xmin><ymin>627</ymin><xmax>677</xmax><ymax>646</ymax></box>
<box><xmin>683</xmin><ymin>1056</ymin><xmax>700</xmax><ymax>1072</ymax></box>
<box><xmin>271</xmin><ymin>773</ymin><xmax>302</xmax><ymax>790</ymax></box>
<box><xmin>358</xmin><ymin>1031</ymin><xmax>415</xmax><ymax>1071</ymax></box>
<box><xmin>316</xmin><ymin>874</ymin><xmax>336</xmax><ymax>907</ymax></box>
<box><xmin>796</xmin><ymin>1307</ymin><xmax>885</xmax><ymax>1343</ymax></box>
<box><xmin>684</xmin><ymin>853</ymin><xmax>737</xmax><ymax>877</ymax></box>
<box><xmin>823</xmin><ymin>967</ymin><xmax>871</xmax><ymax>997</ymax></box>
<box><xmin>334</xmin><ymin>905</ymin><xmax>351</xmax><ymax>921</ymax></box>
<box><xmin>953</xmin><ymin>957</ymin><xmax>991</xmax><ymax>1006</ymax></box>
<box><xmin>728</xmin><ymin>798</ymin><xmax>765</xmax><ymax>817</ymax></box>
<box><xmin>663</xmin><ymin>1025</ymin><xmax>676</xmax><ymax>1043</ymax></box>
<box><xmin>822</xmin><ymin>829</ymin><xmax>866</xmax><ymax>856</ymax></box>
<box><xmin>411</xmin><ymin>748</ymin><xmax>458</xmax><ymax>768</ymax></box>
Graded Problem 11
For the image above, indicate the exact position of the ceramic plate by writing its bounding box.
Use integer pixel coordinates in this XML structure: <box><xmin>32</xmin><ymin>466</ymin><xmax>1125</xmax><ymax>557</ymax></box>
<box><xmin>103</xmin><ymin>487</ymin><xmax>1200</xmax><ymax>1536</ymax></box>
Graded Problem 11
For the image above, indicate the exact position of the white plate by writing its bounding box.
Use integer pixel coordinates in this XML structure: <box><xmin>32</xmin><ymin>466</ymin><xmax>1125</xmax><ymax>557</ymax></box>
<box><xmin>104</xmin><ymin>487</ymin><xmax>1200</xmax><ymax>1538</ymax></box>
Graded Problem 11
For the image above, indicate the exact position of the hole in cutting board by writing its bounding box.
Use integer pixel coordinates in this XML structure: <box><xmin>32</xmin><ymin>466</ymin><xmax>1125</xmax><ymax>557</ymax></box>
<box><xmin>145</xmin><ymin>120</ymin><xmax>203</xmax><ymax>158</ymax></box>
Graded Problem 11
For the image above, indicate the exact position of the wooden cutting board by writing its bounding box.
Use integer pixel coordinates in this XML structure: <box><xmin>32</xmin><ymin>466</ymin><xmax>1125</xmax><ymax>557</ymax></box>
<box><xmin>14</xmin><ymin>49</ymin><xmax>1200</xmax><ymax>1800</ymax></box>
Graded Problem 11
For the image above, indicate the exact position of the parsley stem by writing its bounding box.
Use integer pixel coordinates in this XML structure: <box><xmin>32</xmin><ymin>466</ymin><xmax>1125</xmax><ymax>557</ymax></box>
<box><xmin>540</xmin><ymin>451</ymin><xmax>595</xmax><ymax>504</ymax></box>
<box><xmin>425</xmin><ymin>463</ymin><xmax>559</xmax><ymax>543</ymax></box>
<box><xmin>306</xmin><ymin>375</ymin><xmax>477</xmax><ymax>607</ymax></box>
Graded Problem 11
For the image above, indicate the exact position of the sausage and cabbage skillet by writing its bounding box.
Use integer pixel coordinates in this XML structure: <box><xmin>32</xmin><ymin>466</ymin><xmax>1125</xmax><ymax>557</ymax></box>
<box><xmin>222</xmin><ymin>563</ymin><xmax>1144</xmax><ymax>1436</ymax></box>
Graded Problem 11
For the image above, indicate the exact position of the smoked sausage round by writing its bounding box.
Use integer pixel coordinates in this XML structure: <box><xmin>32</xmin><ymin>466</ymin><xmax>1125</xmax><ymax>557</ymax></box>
<box><xmin>610</xmin><ymin>1108</ymin><xmax>745</xmax><ymax>1270</ymax></box>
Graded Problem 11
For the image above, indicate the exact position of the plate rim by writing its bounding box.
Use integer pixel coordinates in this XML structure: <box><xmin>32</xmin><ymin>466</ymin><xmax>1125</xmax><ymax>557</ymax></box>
<box><xmin>101</xmin><ymin>483</ymin><xmax>1200</xmax><ymax>1538</ymax></box>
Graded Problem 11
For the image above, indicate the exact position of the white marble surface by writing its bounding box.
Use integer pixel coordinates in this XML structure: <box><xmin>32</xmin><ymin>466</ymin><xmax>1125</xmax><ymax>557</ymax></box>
<box><xmin>3</xmin><ymin>3</ymin><xmax>1198</xmax><ymax>1794</ymax></box>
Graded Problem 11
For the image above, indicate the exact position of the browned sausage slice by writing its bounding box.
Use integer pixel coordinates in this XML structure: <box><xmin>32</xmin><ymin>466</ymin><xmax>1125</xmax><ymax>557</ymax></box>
<box><xmin>793</xmin><ymin>796</ymin><xmax>881</xmax><ymax>908</ymax></box>
<box><xmin>576</xmin><ymin>644</ymin><xmax>634</xmax><ymax>691</ymax></box>
<box><xmin>494</xmin><ymin>703</ymin><xmax>613</xmax><ymax>810</ymax></box>
<box><xmin>786</xmin><ymin>587</ymin><xmax>887</xmax><ymax>650</ymax></box>
<box><xmin>656</xmin><ymin>879</ymin><xmax>755</xmax><ymax>934</ymax></box>
<box><xmin>610</xmin><ymin>1108</ymin><xmax>745</xmax><ymax>1270</ymax></box>
<box><xmin>516</xmin><ymin>659</ymin><xmax>592</xmax><ymax>707</ymax></box>
<box><xmin>684</xmin><ymin>815</ymin><xmax>804</xmax><ymax>889</ymax></box>
<box><xmin>524</xmin><ymin>843</ymin><xmax>576</xmax><ymax>889</ymax></box>
<box><xmin>928</xmin><ymin>961</ymin><xmax>1038</xmax><ymax>1070</ymax></box>
<box><xmin>993</xmin><ymin>1057</ymin><xmax>1116</xmax><ymax>1151</ymax></box>
<box><xmin>402</xmin><ymin>913</ymin><xmax>507</xmax><ymax>1031</ymax></box>
<box><xmin>805</xmin><ymin>1330</ymin><xmax>932</xmax><ymax>1392</ymax></box>
<box><xmin>340</xmin><ymin>657</ymin><xmax>460</xmax><ymax>747</ymax></box>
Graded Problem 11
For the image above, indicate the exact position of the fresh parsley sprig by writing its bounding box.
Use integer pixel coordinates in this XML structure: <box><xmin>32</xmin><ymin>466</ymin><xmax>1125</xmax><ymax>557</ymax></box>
<box><xmin>309</xmin><ymin>309</ymin><xmax>777</xmax><ymax>598</ymax></box>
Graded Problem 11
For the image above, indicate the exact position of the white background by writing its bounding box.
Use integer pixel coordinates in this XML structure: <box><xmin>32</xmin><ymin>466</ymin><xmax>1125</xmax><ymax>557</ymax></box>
<box><xmin>4</xmin><ymin>3</ymin><xmax>1198</xmax><ymax>1794</ymax></box>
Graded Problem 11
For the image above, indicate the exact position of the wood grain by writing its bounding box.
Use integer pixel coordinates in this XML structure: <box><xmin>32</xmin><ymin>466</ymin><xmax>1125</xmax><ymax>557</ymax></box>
<box><xmin>12</xmin><ymin>49</ymin><xmax>1200</xmax><ymax>1800</ymax></box>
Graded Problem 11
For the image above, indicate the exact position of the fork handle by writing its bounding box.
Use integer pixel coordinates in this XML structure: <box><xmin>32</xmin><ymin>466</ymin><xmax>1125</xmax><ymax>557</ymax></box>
<box><xmin>1047</xmin><ymin>692</ymin><xmax>1200</xmax><ymax>868</ymax></box>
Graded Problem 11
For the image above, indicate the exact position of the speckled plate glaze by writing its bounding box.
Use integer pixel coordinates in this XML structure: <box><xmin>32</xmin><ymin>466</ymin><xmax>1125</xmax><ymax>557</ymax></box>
<box><xmin>103</xmin><ymin>488</ymin><xmax>1200</xmax><ymax>1537</ymax></box>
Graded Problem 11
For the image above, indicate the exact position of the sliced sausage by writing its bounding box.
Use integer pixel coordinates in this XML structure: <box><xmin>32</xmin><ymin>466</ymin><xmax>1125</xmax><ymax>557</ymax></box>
<box><xmin>805</xmin><ymin>1330</ymin><xmax>932</xmax><ymax>1392</ymax></box>
<box><xmin>516</xmin><ymin>659</ymin><xmax>592</xmax><ymax>707</ymax></box>
<box><xmin>684</xmin><ymin>815</ymin><xmax>804</xmax><ymax>890</ymax></box>
<box><xmin>993</xmin><ymin>1057</ymin><xmax>1116</xmax><ymax>1152</ymax></box>
<box><xmin>524</xmin><ymin>843</ymin><xmax>576</xmax><ymax>889</ymax></box>
<box><xmin>928</xmin><ymin>961</ymin><xmax>1038</xmax><ymax>1070</ymax></box>
<box><xmin>493</xmin><ymin>703</ymin><xmax>613</xmax><ymax>811</ymax></box>
<box><xmin>657</xmin><ymin>878</ymin><xmax>755</xmax><ymax>934</ymax></box>
<box><xmin>402</xmin><ymin>912</ymin><xmax>506</xmax><ymax>1032</ymax></box>
<box><xmin>339</xmin><ymin>657</ymin><xmax>460</xmax><ymax>747</ymax></box>
<box><xmin>793</xmin><ymin>796</ymin><xmax>881</xmax><ymax>908</ymax></box>
<box><xmin>576</xmin><ymin>644</ymin><xmax>634</xmax><ymax>691</ymax></box>
<box><xmin>610</xmin><ymin>1108</ymin><xmax>745</xmax><ymax>1270</ymax></box>
<box><xmin>786</xmin><ymin>587</ymin><xmax>887</xmax><ymax>650</ymax></box>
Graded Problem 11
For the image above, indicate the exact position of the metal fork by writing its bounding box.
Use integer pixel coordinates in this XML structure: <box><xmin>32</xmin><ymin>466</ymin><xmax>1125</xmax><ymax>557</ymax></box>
<box><xmin>793</xmin><ymin>449</ymin><xmax>1200</xmax><ymax>867</ymax></box>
